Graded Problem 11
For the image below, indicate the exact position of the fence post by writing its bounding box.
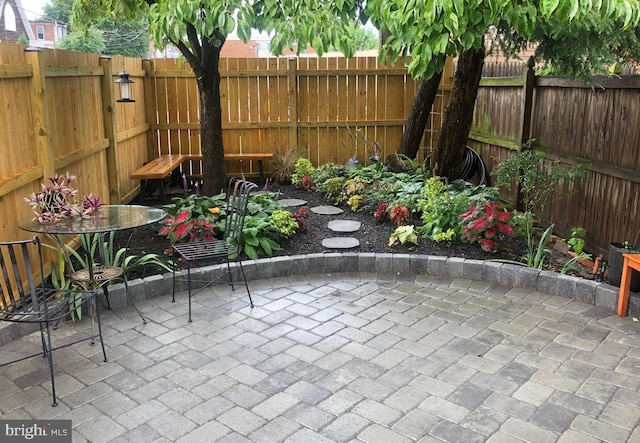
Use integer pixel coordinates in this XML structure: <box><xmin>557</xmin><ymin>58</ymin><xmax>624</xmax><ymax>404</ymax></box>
<box><xmin>520</xmin><ymin>57</ymin><xmax>536</xmax><ymax>147</ymax></box>
<box><xmin>99</xmin><ymin>56</ymin><xmax>120</xmax><ymax>204</ymax></box>
<box><xmin>287</xmin><ymin>57</ymin><xmax>299</xmax><ymax>152</ymax></box>
<box><xmin>142</xmin><ymin>59</ymin><xmax>155</xmax><ymax>161</ymax></box>
<box><xmin>25</xmin><ymin>47</ymin><xmax>54</xmax><ymax>181</ymax></box>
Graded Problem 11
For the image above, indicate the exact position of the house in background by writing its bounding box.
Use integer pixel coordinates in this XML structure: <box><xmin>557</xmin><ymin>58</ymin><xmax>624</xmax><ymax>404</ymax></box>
<box><xmin>29</xmin><ymin>20</ymin><xmax>67</xmax><ymax>49</ymax></box>
<box><xmin>0</xmin><ymin>0</ymin><xmax>34</xmax><ymax>43</ymax></box>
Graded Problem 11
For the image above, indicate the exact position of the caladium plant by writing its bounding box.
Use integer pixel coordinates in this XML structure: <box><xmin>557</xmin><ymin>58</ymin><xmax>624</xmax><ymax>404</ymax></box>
<box><xmin>459</xmin><ymin>200</ymin><xmax>515</xmax><ymax>253</ymax></box>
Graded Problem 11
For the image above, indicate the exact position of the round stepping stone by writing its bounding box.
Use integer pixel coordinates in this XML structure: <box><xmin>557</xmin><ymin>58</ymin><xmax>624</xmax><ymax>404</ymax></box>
<box><xmin>278</xmin><ymin>198</ymin><xmax>308</xmax><ymax>207</ymax></box>
<box><xmin>328</xmin><ymin>220</ymin><xmax>362</xmax><ymax>233</ymax></box>
<box><xmin>322</xmin><ymin>237</ymin><xmax>360</xmax><ymax>249</ymax></box>
<box><xmin>311</xmin><ymin>205</ymin><xmax>344</xmax><ymax>215</ymax></box>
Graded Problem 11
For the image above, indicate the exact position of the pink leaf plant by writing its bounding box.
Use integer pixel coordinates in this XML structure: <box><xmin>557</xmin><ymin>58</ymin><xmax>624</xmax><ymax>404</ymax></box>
<box><xmin>459</xmin><ymin>200</ymin><xmax>515</xmax><ymax>253</ymax></box>
<box><xmin>24</xmin><ymin>172</ymin><xmax>103</xmax><ymax>223</ymax></box>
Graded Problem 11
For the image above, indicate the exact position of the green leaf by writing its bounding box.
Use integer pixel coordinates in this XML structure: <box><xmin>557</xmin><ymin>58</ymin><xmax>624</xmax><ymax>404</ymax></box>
<box><xmin>541</xmin><ymin>0</ymin><xmax>560</xmax><ymax>18</ymax></box>
<box><xmin>244</xmin><ymin>244</ymin><xmax>258</xmax><ymax>260</ymax></box>
<box><xmin>259</xmin><ymin>237</ymin><xmax>273</xmax><ymax>256</ymax></box>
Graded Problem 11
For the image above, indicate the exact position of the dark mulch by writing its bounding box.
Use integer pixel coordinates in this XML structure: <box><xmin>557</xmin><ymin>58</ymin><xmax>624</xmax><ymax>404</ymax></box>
<box><xmin>119</xmin><ymin>180</ymin><xmax>593</xmax><ymax>281</ymax></box>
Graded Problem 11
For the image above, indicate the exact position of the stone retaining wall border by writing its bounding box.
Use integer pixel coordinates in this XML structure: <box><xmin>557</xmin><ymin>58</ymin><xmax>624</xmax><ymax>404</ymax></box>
<box><xmin>2</xmin><ymin>253</ymin><xmax>637</xmax><ymax>346</ymax></box>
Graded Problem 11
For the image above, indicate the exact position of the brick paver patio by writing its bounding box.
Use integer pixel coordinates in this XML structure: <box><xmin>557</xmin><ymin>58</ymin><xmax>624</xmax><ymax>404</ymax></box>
<box><xmin>1</xmin><ymin>271</ymin><xmax>640</xmax><ymax>442</ymax></box>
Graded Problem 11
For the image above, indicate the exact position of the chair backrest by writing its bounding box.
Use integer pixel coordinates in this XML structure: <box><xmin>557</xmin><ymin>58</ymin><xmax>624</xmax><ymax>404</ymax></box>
<box><xmin>223</xmin><ymin>179</ymin><xmax>258</xmax><ymax>255</ymax></box>
<box><xmin>0</xmin><ymin>237</ymin><xmax>47</xmax><ymax>314</ymax></box>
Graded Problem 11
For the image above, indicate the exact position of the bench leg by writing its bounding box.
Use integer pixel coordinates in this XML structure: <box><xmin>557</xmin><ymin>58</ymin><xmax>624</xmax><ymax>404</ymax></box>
<box><xmin>257</xmin><ymin>160</ymin><xmax>264</xmax><ymax>184</ymax></box>
<box><xmin>156</xmin><ymin>179</ymin><xmax>167</xmax><ymax>203</ymax></box>
<box><xmin>139</xmin><ymin>178</ymin><xmax>167</xmax><ymax>202</ymax></box>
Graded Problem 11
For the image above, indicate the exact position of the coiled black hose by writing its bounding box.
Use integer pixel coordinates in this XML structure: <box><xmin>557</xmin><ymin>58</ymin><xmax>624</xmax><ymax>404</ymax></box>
<box><xmin>456</xmin><ymin>146</ymin><xmax>488</xmax><ymax>185</ymax></box>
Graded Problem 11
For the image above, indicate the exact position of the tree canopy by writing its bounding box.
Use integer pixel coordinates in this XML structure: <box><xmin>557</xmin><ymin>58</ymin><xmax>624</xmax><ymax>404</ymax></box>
<box><xmin>366</xmin><ymin>0</ymin><xmax>640</xmax><ymax>80</ymax></box>
<box><xmin>494</xmin><ymin>14</ymin><xmax>640</xmax><ymax>80</ymax></box>
<box><xmin>44</xmin><ymin>0</ymin><xmax>148</xmax><ymax>58</ymax></box>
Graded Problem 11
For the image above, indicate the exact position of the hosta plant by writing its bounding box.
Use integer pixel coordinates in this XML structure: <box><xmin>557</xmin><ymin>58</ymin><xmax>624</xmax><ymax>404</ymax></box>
<box><xmin>459</xmin><ymin>200</ymin><xmax>515</xmax><ymax>253</ymax></box>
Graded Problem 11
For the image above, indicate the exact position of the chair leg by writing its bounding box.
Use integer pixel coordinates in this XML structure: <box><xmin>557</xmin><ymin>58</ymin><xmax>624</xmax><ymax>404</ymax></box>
<box><xmin>187</xmin><ymin>266</ymin><xmax>192</xmax><ymax>322</ymax></box>
<box><xmin>172</xmin><ymin>262</ymin><xmax>176</xmax><ymax>303</ymax></box>
<box><xmin>43</xmin><ymin>320</ymin><xmax>58</xmax><ymax>407</ymax></box>
<box><xmin>226</xmin><ymin>259</ymin><xmax>235</xmax><ymax>291</ymax></box>
<box><xmin>38</xmin><ymin>322</ymin><xmax>48</xmax><ymax>358</ymax></box>
<box><xmin>238</xmin><ymin>261</ymin><xmax>254</xmax><ymax>308</ymax></box>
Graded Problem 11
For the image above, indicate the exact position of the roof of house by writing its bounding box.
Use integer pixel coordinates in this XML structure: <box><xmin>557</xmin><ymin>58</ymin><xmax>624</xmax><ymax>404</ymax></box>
<box><xmin>0</xmin><ymin>0</ymin><xmax>36</xmax><ymax>41</ymax></box>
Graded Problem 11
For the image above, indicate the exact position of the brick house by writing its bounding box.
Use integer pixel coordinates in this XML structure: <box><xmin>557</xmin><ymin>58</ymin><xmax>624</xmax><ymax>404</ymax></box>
<box><xmin>29</xmin><ymin>20</ymin><xmax>67</xmax><ymax>49</ymax></box>
<box><xmin>0</xmin><ymin>0</ymin><xmax>34</xmax><ymax>43</ymax></box>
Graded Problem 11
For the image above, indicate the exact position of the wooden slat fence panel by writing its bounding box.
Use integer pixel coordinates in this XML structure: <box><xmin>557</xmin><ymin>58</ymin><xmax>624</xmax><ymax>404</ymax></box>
<box><xmin>471</xmin><ymin>62</ymin><xmax>640</xmax><ymax>257</ymax></box>
<box><xmin>144</xmin><ymin>56</ymin><xmax>447</xmax><ymax>177</ymax></box>
<box><xmin>0</xmin><ymin>45</ymin><xmax>40</xmax><ymax>245</ymax></box>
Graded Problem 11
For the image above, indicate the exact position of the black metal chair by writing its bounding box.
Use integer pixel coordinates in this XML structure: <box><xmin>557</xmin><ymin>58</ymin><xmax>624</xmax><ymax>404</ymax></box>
<box><xmin>0</xmin><ymin>237</ymin><xmax>107</xmax><ymax>407</ymax></box>
<box><xmin>172</xmin><ymin>178</ymin><xmax>257</xmax><ymax>321</ymax></box>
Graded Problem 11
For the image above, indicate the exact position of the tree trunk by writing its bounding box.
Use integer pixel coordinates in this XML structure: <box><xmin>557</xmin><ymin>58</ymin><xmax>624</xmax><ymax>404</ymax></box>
<box><xmin>197</xmin><ymin>45</ymin><xmax>226</xmax><ymax>196</ymax></box>
<box><xmin>396</xmin><ymin>70</ymin><xmax>443</xmax><ymax>159</ymax></box>
<box><xmin>430</xmin><ymin>46</ymin><xmax>485</xmax><ymax>180</ymax></box>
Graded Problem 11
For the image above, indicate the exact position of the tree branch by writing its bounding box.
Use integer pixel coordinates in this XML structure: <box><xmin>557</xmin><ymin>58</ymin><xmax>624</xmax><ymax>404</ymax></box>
<box><xmin>186</xmin><ymin>22</ymin><xmax>202</xmax><ymax>62</ymax></box>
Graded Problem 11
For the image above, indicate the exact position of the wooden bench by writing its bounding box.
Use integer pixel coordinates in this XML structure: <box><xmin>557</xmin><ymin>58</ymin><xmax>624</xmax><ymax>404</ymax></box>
<box><xmin>131</xmin><ymin>154</ymin><xmax>188</xmax><ymax>202</ymax></box>
<box><xmin>131</xmin><ymin>152</ymin><xmax>273</xmax><ymax>201</ymax></box>
<box><xmin>189</xmin><ymin>152</ymin><xmax>274</xmax><ymax>183</ymax></box>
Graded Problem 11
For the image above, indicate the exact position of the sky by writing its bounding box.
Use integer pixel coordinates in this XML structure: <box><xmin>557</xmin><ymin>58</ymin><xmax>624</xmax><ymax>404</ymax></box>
<box><xmin>23</xmin><ymin>0</ymin><xmax>49</xmax><ymax>20</ymax></box>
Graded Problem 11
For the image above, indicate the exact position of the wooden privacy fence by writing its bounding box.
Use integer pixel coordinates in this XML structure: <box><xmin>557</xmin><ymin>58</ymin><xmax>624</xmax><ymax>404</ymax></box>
<box><xmin>149</xmin><ymin>56</ymin><xmax>452</xmax><ymax>179</ymax></box>
<box><xmin>0</xmin><ymin>45</ymin><xmax>147</xmax><ymax>249</ymax></box>
<box><xmin>470</xmin><ymin>61</ymin><xmax>640</xmax><ymax>257</ymax></box>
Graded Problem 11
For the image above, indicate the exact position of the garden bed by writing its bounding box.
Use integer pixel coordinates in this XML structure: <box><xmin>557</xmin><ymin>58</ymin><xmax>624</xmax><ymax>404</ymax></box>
<box><xmin>118</xmin><ymin>182</ymin><xmax>595</xmax><ymax>282</ymax></box>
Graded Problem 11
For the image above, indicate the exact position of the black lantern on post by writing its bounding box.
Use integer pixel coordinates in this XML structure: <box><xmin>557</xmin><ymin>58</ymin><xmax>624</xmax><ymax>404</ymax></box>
<box><xmin>115</xmin><ymin>71</ymin><xmax>135</xmax><ymax>102</ymax></box>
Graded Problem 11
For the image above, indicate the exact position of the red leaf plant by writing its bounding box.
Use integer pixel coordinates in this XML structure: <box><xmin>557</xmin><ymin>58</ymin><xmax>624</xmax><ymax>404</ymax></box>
<box><xmin>459</xmin><ymin>201</ymin><xmax>515</xmax><ymax>253</ymax></box>
<box><xmin>160</xmin><ymin>209</ymin><xmax>220</xmax><ymax>246</ymax></box>
<box><xmin>301</xmin><ymin>176</ymin><xmax>316</xmax><ymax>192</ymax></box>
<box><xmin>373</xmin><ymin>203</ymin><xmax>390</xmax><ymax>222</ymax></box>
<box><xmin>292</xmin><ymin>206</ymin><xmax>309</xmax><ymax>232</ymax></box>
<box><xmin>390</xmin><ymin>205</ymin><xmax>410</xmax><ymax>227</ymax></box>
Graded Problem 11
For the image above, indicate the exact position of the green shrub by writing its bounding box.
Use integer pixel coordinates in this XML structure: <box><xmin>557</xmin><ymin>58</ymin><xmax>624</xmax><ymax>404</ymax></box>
<box><xmin>321</xmin><ymin>177</ymin><xmax>347</xmax><ymax>204</ymax></box>
<box><xmin>291</xmin><ymin>158</ymin><xmax>316</xmax><ymax>188</ymax></box>
<box><xmin>313</xmin><ymin>162</ymin><xmax>347</xmax><ymax>185</ymax></box>
<box><xmin>269</xmin><ymin>209</ymin><xmax>299</xmax><ymax>238</ymax></box>
<box><xmin>416</xmin><ymin>178</ymin><xmax>501</xmax><ymax>241</ymax></box>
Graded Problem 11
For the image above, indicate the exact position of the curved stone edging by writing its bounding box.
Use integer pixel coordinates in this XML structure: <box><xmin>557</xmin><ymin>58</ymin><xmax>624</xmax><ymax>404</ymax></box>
<box><xmin>0</xmin><ymin>253</ymin><xmax>630</xmax><ymax>346</ymax></box>
<box><xmin>138</xmin><ymin>253</ymin><xmax>626</xmax><ymax>315</ymax></box>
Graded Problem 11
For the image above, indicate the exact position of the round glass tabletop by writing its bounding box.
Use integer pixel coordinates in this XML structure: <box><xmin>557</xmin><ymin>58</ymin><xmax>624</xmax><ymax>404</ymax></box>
<box><xmin>19</xmin><ymin>205</ymin><xmax>166</xmax><ymax>235</ymax></box>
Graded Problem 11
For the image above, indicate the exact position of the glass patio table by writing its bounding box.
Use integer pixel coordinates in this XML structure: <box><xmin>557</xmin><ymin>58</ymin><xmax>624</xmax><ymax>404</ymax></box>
<box><xmin>19</xmin><ymin>205</ymin><xmax>166</xmax><ymax>322</ymax></box>
<box><xmin>19</xmin><ymin>205</ymin><xmax>166</xmax><ymax>236</ymax></box>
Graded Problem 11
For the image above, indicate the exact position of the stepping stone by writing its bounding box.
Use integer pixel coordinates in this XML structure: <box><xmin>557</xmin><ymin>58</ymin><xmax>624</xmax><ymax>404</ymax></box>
<box><xmin>311</xmin><ymin>205</ymin><xmax>344</xmax><ymax>215</ymax></box>
<box><xmin>278</xmin><ymin>198</ymin><xmax>308</xmax><ymax>207</ymax></box>
<box><xmin>328</xmin><ymin>220</ymin><xmax>361</xmax><ymax>233</ymax></box>
<box><xmin>322</xmin><ymin>237</ymin><xmax>360</xmax><ymax>249</ymax></box>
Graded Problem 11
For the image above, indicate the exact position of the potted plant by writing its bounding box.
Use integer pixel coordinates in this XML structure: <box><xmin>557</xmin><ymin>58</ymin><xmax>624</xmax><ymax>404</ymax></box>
<box><xmin>608</xmin><ymin>232</ymin><xmax>640</xmax><ymax>292</ymax></box>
